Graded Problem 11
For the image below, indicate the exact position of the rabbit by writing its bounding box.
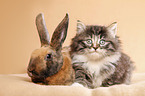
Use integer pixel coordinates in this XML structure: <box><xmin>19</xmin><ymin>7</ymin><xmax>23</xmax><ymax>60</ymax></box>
<box><xmin>27</xmin><ymin>13</ymin><xmax>75</xmax><ymax>85</ymax></box>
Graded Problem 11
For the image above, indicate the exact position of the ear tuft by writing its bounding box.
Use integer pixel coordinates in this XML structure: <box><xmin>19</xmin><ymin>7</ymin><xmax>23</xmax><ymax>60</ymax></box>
<box><xmin>65</xmin><ymin>13</ymin><xmax>69</xmax><ymax>18</ymax></box>
<box><xmin>107</xmin><ymin>22</ymin><xmax>117</xmax><ymax>38</ymax></box>
<box><xmin>77</xmin><ymin>20</ymin><xmax>86</xmax><ymax>34</ymax></box>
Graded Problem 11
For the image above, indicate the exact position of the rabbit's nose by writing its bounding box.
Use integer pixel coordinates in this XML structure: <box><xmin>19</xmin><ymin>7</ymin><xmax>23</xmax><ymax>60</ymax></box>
<box><xmin>28</xmin><ymin>68</ymin><xmax>39</xmax><ymax>76</ymax></box>
<box><xmin>28</xmin><ymin>71</ymin><xmax>33</xmax><ymax>77</ymax></box>
<box><xmin>27</xmin><ymin>68</ymin><xmax>34</xmax><ymax>77</ymax></box>
<box><xmin>28</xmin><ymin>68</ymin><xmax>35</xmax><ymax>76</ymax></box>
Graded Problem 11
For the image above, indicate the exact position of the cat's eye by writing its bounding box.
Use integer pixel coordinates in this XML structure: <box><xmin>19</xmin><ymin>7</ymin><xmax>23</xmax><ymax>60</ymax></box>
<box><xmin>99</xmin><ymin>40</ymin><xmax>105</xmax><ymax>45</ymax></box>
<box><xmin>86</xmin><ymin>39</ymin><xmax>92</xmax><ymax>44</ymax></box>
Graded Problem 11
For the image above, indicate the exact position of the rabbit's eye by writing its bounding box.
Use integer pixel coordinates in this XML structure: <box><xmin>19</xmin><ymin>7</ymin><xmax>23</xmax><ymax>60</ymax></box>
<box><xmin>46</xmin><ymin>54</ymin><xmax>51</xmax><ymax>60</ymax></box>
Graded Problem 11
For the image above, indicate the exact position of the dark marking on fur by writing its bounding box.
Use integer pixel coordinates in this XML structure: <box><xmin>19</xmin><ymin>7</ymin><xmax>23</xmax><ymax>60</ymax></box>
<box><xmin>102</xmin><ymin>53</ymin><xmax>134</xmax><ymax>87</ymax></box>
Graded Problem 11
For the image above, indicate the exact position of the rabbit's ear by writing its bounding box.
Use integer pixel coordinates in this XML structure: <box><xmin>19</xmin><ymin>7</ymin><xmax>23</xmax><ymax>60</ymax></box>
<box><xmin>36</xmin><ymin>13</ymin><xmax>50</xmax><ymax>46</ymax></box>
<box><xmin>50</xmin><ymin>13</ymin><xmax>69</xmax><ymax>51</ymax></box>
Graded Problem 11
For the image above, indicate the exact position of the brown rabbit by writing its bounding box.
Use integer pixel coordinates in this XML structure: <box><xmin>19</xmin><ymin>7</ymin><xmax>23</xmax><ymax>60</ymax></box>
<box><xmin>27</xmin><ymin>13</ymin><xmax>75</xmax><ymax>85</ymax></box>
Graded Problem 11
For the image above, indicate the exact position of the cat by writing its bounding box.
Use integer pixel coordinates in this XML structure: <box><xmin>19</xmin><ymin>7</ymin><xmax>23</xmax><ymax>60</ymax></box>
<box><xmin>70</xmin><ymin>20</ymin><xmax>134</xmax><ymax>88</ymax></box>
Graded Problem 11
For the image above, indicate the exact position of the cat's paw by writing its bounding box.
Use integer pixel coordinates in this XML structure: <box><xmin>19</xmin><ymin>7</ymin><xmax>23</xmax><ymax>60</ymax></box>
<box><xmin>71</xmin><ymin>82</ymin><xmax>84</xmax><ymax>87</ymax></box>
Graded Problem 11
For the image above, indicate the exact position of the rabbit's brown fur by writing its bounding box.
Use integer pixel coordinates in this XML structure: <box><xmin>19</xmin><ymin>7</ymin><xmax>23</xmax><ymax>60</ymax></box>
<box><xmin>27</xmin><ymin>13</ymin><xmax>75</xmax><ymax>85</ymax></box>
<box><xmin>45</xmin><ymin>53</ymin><xmax>75</xmax><ymax>85</ymax></box>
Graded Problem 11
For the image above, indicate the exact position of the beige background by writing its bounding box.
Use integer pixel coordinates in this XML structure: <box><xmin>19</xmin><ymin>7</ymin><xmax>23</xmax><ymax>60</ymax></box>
<box><xmin>0</xmin><ymin>0</ymin><xmax>145</xmax><ymax>74</ymax></box>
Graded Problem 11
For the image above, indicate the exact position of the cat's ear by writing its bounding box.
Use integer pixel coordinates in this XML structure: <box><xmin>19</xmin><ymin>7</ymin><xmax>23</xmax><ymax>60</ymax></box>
<box><xmin>77</xmin><ymin>20</ymin><xmax>86</xmax><ymax>34</ymax></box>
<box><xmin>107</xmin><ymin>22</ymin><xmax>117</xmax><ymax>38</ymax></box>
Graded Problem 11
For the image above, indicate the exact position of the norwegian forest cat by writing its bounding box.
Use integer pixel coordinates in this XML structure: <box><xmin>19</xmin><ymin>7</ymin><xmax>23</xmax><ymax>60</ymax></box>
<box><xmin>70</xmin><ymin>20</ymin><xmax>134</xmax><ymax>88</ymax></box>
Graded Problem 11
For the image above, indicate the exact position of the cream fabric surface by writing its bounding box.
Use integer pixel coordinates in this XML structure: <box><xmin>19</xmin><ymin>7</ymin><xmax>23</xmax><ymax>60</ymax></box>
<box><xmin>0</xmin><ymin>73</ymin><xmax>145</xmax><ymax>96</ymax></box>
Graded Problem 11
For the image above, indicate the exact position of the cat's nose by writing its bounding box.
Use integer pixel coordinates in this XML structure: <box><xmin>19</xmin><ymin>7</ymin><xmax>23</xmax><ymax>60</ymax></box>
<box><xmin>93</xmin><ymin>45</ymin><xmax>100</xmax><ymax>51</ymax></box>
<box><xmin>93</xmin><ymin>47</ymin><xmax>98</xmax><ymax>51</ymax></box>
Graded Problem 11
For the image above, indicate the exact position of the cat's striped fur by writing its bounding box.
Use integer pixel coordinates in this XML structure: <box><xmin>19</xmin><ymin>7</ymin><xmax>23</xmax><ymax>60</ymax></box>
<box><xmin>70</xmin><ymin>21</ymin><xmax>134</xmax><ymax>88</ymax></box>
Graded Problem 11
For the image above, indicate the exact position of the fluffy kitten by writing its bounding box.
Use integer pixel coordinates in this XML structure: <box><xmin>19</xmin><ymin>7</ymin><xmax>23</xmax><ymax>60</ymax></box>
<box><xmin>70</xmin><ymin>20</ymin><xmax>134</xmax><ymax>88</ymax></box>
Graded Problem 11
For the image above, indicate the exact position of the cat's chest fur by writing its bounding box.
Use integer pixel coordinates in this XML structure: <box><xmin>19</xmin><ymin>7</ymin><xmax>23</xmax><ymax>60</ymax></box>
<box><xmin>72</xmin><ymin>52</ymin><xmax>121</xmax><ymax>78</ymax></box>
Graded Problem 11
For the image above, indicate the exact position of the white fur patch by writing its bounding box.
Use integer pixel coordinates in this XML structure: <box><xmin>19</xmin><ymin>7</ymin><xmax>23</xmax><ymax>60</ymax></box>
<box><xmin>72</xmin><ymin>52</ymin><xmax>121</xmax><ymax>87</ymax></box>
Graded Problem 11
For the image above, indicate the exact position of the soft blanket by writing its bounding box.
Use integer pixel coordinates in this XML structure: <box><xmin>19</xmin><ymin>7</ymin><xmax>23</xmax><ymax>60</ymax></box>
<box><xmin>0</xmin><ymin>73</ymin><xmax>145</xmax><ymax>96</ymax></box>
